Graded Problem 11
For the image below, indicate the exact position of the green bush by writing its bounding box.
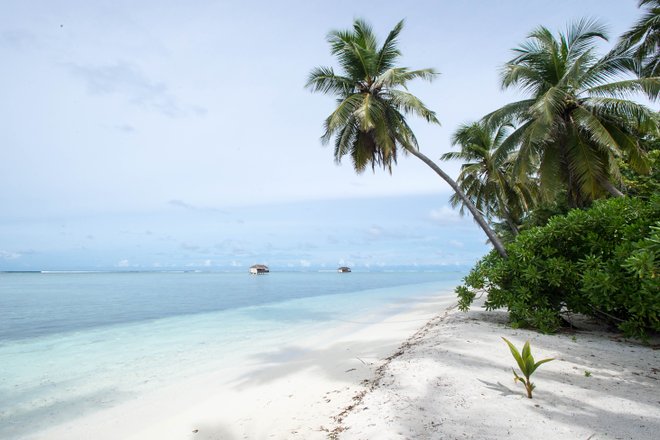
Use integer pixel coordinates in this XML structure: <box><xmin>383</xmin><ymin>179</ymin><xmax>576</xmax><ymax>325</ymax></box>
<box><xmin>458</xmin><ymin>196</ymin><xmax>660</xmax><ymax>339</ymax></box>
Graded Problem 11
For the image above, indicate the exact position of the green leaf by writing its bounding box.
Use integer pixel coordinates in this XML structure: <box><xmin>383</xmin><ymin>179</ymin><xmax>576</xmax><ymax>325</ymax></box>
<box><xmin>521</xmin><ymin>340</ymin><xmax>531</xmax><ymax>360</ymax></box>
<box><xmin>530</xmin><ymin>357</ymin><xmax>555</xmax><ymax>375</ymax></box>
<box><xmin>502</xmin><ymin>337</ymin><xmax>526</xmax><ymax>371</ymax></box>
<box><xmin>524</xmin><ymin>356</ymin><xmax>536</xmax><ymax>377</ymax></box>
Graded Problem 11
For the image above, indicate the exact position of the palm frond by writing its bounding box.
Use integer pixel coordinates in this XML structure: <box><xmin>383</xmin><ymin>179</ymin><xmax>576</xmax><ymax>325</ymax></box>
<box><xmin>376</xmin><ymin>20</ymin><xmax>404</xmax><ymax>74</ymax></box>
<box><xmin>306</xmin><ymin>66</ymin><xmax>354</xmax><ymax>95</ymax></box>
<box><xmin>387</xmin><ymin>107</ymin><xmax>419</xmax><ymax>151</ymax></box>
<box><xmin>482</xmin><ymin>99</ymin><xmax>535</xmax><ymax>128</ymax></box>
<box><xmin>564</xmin><ymin>18</ymin><xmax>609</xmax><ymax>60</ymax></box>
<box><xmin>530</xmin><ymin>86</ymin><xmax>567</xmax><ymax>125</ymax></box>
<box><xmin>572</xmin><ymin>106</ymin><xmax>620</xmax><ymax>153</ymax></box>
<box><xmin>601</xmin><ymin>121</ymin><xmax>650</xmax><ymax>173</ymax></box>
<box><xmin>387</xmin><ymin>89</ymin><xmax>439</xmax><ymax>123</ymax></box>
<box><xmin>618</xmin><ymin>1</ymin><xmax>659</xmax><ymax>50</ymax></box>
<box><xmin>566</xmin><ymin>135</ymin><xmax>607</xmax><ymax>199</ymax></box>
<box><xmin>321</xmin><ymin>93</ymin><xmax>364</xmax><ymax>144</ymax></box>
<box><xmin>536</xmin><ymin>143</ymin><xmax>562</xmax><ymax>201</ymax></box>
<box><xmin>587</xmin><ymin>77</ymin><xmax>660</xmax><ymax>101</ymax></box>
<box><xmin>501</xmin><ymin>64</ymin><xmax>547</xmax><ymax>95</ymax></box>
<box><xmin>333</xmin><ymin>118</ymin><xmax>358</xmax><ymax>164</ymax></box>
<box><xmin>586</xmin><ymin>97</ymin><xmax>659</xmax><ymax>133</ymax></box>
<box><xmin>493</xmin><ymin>119</ymin><xmax>533</xmax><ymax>161</ymax></box>
<box><xmin>375</xmin><ymin>67</ymin><xmax>438</xmax><ymax>89</ymax></box>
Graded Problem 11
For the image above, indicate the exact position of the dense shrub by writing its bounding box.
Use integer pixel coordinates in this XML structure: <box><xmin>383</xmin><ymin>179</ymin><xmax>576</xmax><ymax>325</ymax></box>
<box><xmin>457</xmin><ymin>196</ymin><xmax>660</xmax><ymax>339</ymax></box>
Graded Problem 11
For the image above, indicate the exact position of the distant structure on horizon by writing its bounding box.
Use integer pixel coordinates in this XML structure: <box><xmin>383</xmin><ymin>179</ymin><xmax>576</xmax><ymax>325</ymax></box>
<box><xmin>337</xmin><ymin>266</ymin><xmax>351</xmax><ymax>273</ymax></box>
<box><xmin>249</xmin><ymin>264</ymin><xmax>269</xmax><ymax>275</ymax></box>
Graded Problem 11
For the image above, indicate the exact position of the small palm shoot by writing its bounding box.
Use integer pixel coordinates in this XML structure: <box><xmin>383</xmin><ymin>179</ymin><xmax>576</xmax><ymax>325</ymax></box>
<box><xmin>502</xmin><ymin>337</ymin><xmax>554</xmax><ymax>398</ymax></box>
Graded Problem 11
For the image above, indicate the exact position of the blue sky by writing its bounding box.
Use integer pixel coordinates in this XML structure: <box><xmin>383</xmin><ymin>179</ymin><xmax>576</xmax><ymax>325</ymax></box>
<box><xmin>0</xmin><ymin>0</ymin><xmax>645</xmax><ymax>270</ymax></box>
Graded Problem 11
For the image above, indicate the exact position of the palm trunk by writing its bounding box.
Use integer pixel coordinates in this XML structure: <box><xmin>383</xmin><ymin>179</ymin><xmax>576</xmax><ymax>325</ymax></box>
<box><xmin>504</xmin><ymin>215</ymin><xmax>520</xmax><ymax>237</ymax></box>
<box><xmin>496</xmin><ymin>194</ymin><xmax>519</xmax><ymax>237</ymax></box>
<box><xmin>407</xmin><ymin>148</ymin><xmax>508</xmax><ymax>258</ymax></box>
<box><xmin>597</xmin><ymin>177</ymin><xmax>624</xmax><ymax>198</ymax></box>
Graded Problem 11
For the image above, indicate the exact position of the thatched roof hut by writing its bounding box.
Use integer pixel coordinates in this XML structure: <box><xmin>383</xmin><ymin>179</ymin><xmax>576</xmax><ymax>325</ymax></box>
<box><xmin>337</xmin><ymin>266</ymin><xmax>351</xmax><ymax>273</ymax></box>
<box><xmin>249</xmin><ymin>264</ymin><xmax>269</xmax><ymax>274</ymax></box>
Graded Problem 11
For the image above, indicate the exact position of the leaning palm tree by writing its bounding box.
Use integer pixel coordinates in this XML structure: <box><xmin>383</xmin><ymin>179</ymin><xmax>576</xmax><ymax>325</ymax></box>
<box><xmin>306</xmin><ymin>19</ymin><xmax>507</xmax><ymax>257</ymax></box>
<box><xmin>617</xmin><ymin>0</ymin><xmax>659</xmax><ymax>78</ymax></box>
<box><xmin>442</xmin><ymin>121</ymin><xmax>537</xmax><ymax>236</ymax></box>
<box><xmin>485</xmin><ymin>19</ymin><xmax>659</xmax><ymax>207</ymax></box>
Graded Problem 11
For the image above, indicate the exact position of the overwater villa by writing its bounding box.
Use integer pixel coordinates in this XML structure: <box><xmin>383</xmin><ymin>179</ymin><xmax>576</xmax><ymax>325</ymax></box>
<box><xmin>249</xmin><ymin>264</ymin><xmax>269</xmax><ymax>274</ymax></box>
<box><xmin>337</xmin><ymin>266</ymin><xmax>351</xmax><ymax>273</ymax></box>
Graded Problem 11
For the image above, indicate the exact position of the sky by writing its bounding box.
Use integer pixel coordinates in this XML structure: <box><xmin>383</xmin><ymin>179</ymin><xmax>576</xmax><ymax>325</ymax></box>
<box><xmin>0</xmin><ymin>0</ymin><xmax>646</xmax><ymax>270</ymax></box>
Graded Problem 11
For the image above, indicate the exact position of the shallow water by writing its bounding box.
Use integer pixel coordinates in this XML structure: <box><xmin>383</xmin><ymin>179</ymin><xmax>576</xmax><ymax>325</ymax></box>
<box><xmin>0</xmin><ymin>271</ymin><xmax>463</xmax><ymax>438</ymax></box>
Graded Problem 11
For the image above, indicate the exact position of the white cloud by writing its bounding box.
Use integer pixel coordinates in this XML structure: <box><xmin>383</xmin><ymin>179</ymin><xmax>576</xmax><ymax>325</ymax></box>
<box><xmin>116</xmin><ymin>259</ymin><xmax>130</xmax><ymax>267</ymax></box>
<box><xmin>299</xmin><ymin>259</ymin><xmax>311</xmax><ymax>267</ymax></box>
<box><xmin>429</xmin><ymin>206</ymin><xmax>462</xmax><ymax>223</ymax></box>
<box><xmin>0</xmin><ymin>250</ymin><xmax>21</xmax><ymax>260</ymax></box>
<box><xmin>169</xmin><ymin>199</ymin><xmax>195</xmax><ymax>209</ymax></box>
<box><xmin>368</xmin><ymin>225</ymin><xmax>383</xmax><ymax>237</ymax></box>
<box><xmin>203</xmin><ymin>259</ymin><xmax>212</xmax><ymax>267</ymax></box>
<box><xmin>181</xmin><ymin>242</ymin><xmax>200</xmax><ymax>251</ymax></box>
<box><xmin>67</xmin><ymin>62</ymin><xmax>192</xmax><ymax>117</ymax></box>
<box><xmin>449</xmin><ymin>239</ymin><xmax>464</xmax><ymax>248</ymax></box>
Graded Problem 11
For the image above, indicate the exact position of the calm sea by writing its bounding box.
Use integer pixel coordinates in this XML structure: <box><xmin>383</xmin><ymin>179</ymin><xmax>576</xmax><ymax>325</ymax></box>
<box><xmin>0</xmin><ymin>270</ymin><xmax>463</xmax><ymax>438</ymax></box>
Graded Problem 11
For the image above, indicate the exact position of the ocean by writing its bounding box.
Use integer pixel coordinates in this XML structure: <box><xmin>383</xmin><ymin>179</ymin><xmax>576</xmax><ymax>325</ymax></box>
<box><xmin>0</xmin><ymin>270</ymin><xmax>463</xmax><ymax>438</ymax></box>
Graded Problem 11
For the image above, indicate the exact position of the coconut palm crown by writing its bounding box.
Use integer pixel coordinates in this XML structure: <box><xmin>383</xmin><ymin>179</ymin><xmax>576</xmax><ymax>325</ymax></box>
<box><xmin>617</xmin><ymin>0</ymin><xmax>660</xmax><ymax>78</ymax></box>
<box><xmin>485</xmin><ymin>19</ymin><xmax>659</xmax><ymax>207</ymax></box>
<box><xmin>307</xmin><ymin>19</ymin><xmax>509</xmax><ymax>258</ymax></box>
<box><xmin>442</xmin><ymin>121</ymin><xmax>537</xmax><ymax>236</ymax></box>
<box><xmin>306</xmin><ymin>19</ymin><xmax>439</xmax><ymax>173</ymax></box>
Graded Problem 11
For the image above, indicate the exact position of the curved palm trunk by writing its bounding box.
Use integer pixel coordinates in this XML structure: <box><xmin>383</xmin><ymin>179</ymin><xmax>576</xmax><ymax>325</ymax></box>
<box><xmin>503</xmin><ymin>212</ymin><xmax>520</xmax><ymax>237</ymax></box>
<box><xmin>495</xmin><ymin>193</ymin><xmax>520</xmax><ymax>237</ymax></box>
<box><xmin>597</xmin><ymin>177</ymin><xmax>624</xmax><ymax>198</ymax></box>
<box><xmin>407</xmin><ymin>148</ymin><xmax>508</xmax><ymax>258</ymax></box>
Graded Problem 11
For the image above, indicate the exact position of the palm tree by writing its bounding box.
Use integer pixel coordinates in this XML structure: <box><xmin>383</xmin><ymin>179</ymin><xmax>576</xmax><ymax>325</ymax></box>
<box><xmin>306</xmin><ymin>19</ymin><xmax>508</xmax><ymax>257</ymax></box>
<box><xmin>441</xmin><ymin>121</ymin><xmax>537</xmax><ymax>236</ymax></box>
<box><xmin>617</xmin><ymin>0</ymin><xmax>659</xmax><ymax>78</ymax></box>
<box><xmin>485</xmin><ymin>19</ymin><xmax>659</xmax><ymax>207</ymax></box>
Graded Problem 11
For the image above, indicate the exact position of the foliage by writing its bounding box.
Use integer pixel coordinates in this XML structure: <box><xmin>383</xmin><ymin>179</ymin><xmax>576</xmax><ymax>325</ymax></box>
<box><xmin>458</xmin><ymin>196</ymin><xmax>660</xmax><ymax>339</ymax></box>
<box><xmin>517</xmin><ymin>194</ymin><xmax>571</xmax><ymax>231</ymax></box>
<box><xmin>484</xmin><ymin>19</ymin><xmax>659</xmax><ymax>207</ymax></box>
<box><xmin>442</xmin><ymin>121</ymin><xmax>537</xmax><ymax>236</ymax></box>
<box><xmin>307</xmin><ymin>19</ymin><xmax>509</xmax><ymax>258</ymax></box>
<box><xmin>616</xmin><ymin>0</ymin><xmax>660</xmax><ymax>78</ymax></box>
<box><xmin>502</xmin><ymin>337</ymin><xmax>554</xmax><ymax>398</ymax></box>
<box><xmin>621</xmin><ymin>137</ymin><xmax>660</xmax><ymax>198</ymax></box>
<box><xmin>306</xmin><ymin>19</ymin><xmax>439</xmax><ymax>173</ymax></box>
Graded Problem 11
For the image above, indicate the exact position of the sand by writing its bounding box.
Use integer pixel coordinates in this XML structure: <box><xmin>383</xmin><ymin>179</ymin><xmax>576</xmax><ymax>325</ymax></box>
<box><xmin>27</xmin><ymin>294</ymin><xmax>659</xmax><ymax>440</ymax></box>
<box><xmin>29</xmin><ymin>293</ymin><xmax>456</xmax><ymax>440</ymax></box>
<box><xmin>337</xmin><ymin>297</ymin><xmax>660</xmax><ymax>440</ymax></box>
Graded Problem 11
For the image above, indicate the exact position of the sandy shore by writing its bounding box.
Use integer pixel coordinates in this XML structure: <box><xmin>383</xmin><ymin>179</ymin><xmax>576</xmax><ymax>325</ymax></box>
<box><xmin>27</xmin><ymin>293</ymin><xmax>659</xmax><ymax>440</ymax></box>
<box><xmin>338</xmin><ymin>297</ymin><xmax>660</xmax><ymax>440</ymax></box>
<box><xmin>29</xmin><ymin>292</ymin><xmax>457</xmax><ymax>440</ymax></box>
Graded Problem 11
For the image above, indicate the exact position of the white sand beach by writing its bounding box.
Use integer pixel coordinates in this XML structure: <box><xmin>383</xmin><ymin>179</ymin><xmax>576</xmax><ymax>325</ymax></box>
<box><xmin>27</xmin><ymin>294</ymin><xmax>659</xmax><ymax>440</ymax></box>
<box><xmin>338</xmin><ymin>297</ymin><xmax>660</xmax><ymax>440</ymax></box>
<box><xmin>28</xmin><ymin>293</ymin><xmax>456</xmax><ymax>440</ymax></box>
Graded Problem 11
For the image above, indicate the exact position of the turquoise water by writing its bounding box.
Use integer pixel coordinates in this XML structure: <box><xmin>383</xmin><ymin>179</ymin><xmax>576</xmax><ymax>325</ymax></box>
<box><xmin>0</xmin><ymin>271</ymin><xmax>462</xmax><ymax>438</ymax></box>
